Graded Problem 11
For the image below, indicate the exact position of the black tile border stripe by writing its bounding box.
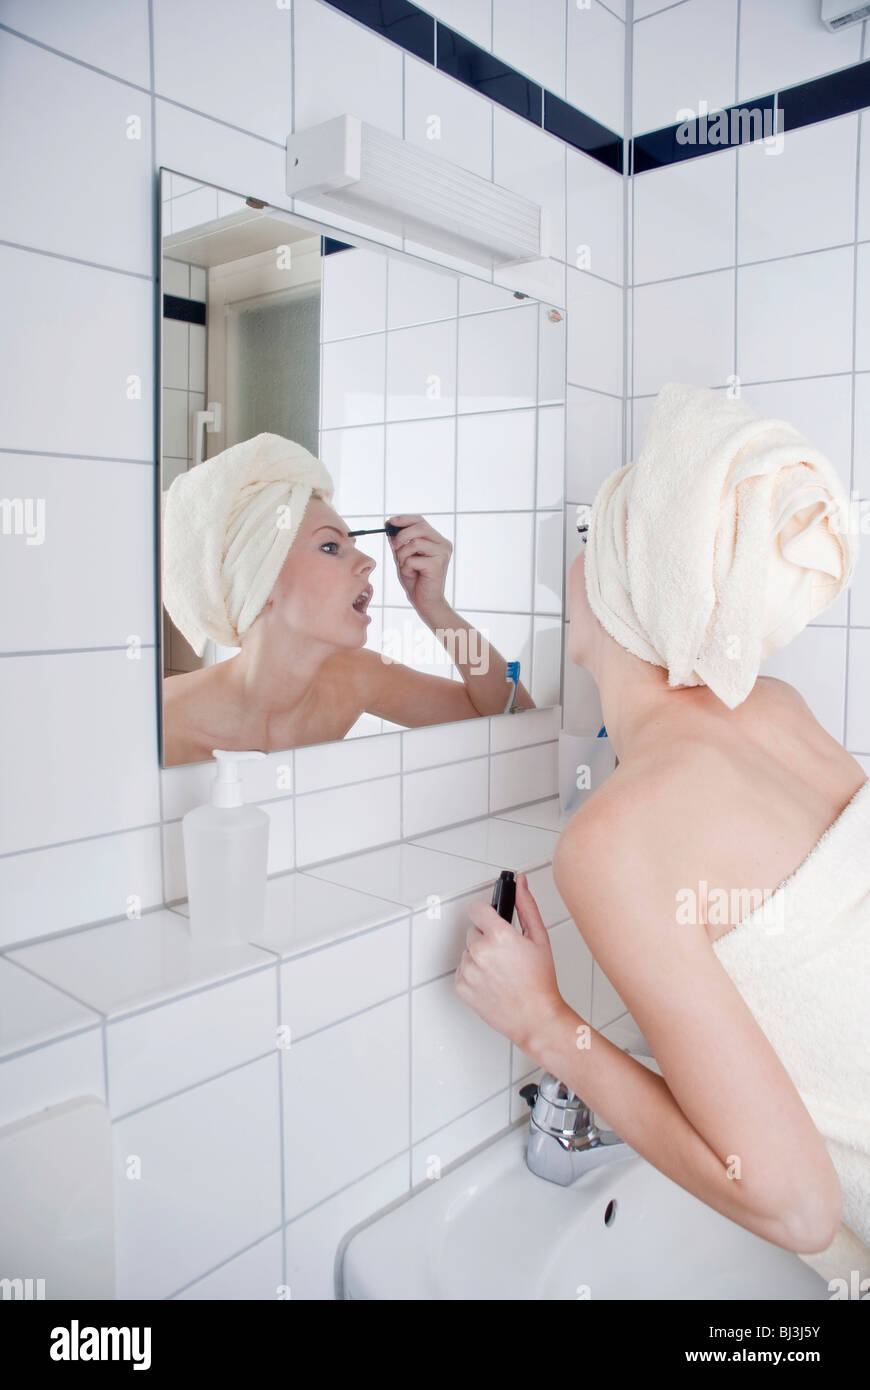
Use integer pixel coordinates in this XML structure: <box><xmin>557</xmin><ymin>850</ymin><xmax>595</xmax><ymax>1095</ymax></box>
<box><xmin>163</xmin><ymin>293</ymin><xmax>206</xmax><ymax>325</ymax></box>
<box><xmin>634</xmin><ymin>59</ymin><xmax>870</xmax><ymax>173</ymax></box>
<box><xmin>321</xmin><ymin>0</ymin><xmax>870</xmax><ymax>180</ymax></box>
<box><xmin>322</xmin><ymin>0</ymin><xmax>624</xmax><ymax>173</ymax></box>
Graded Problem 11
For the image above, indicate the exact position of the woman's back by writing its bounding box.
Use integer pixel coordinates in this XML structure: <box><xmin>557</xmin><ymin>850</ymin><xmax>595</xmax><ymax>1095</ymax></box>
<box><xmin>592</xmin><ymin>675</ymin><xmax>867</xmax><ymax>946</ymax></box>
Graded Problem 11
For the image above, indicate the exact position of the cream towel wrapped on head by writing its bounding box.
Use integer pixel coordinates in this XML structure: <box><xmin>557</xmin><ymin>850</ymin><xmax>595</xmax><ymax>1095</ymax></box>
<box><xmin>162</xmin><ymin>432</ymin><xmax>335</xmax><ymax>658</ymax></box>
<box><xmin>584</xmin><ymin>382</ymin><xmax>858</xmax><ymax>708</ymax></box>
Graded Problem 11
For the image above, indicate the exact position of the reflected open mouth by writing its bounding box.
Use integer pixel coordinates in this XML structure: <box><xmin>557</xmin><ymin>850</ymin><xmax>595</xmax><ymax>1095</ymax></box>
<box><xmin>352</xmin><ymin>584</ymin><xmax>373</xmax><ymax>614</ymax></box>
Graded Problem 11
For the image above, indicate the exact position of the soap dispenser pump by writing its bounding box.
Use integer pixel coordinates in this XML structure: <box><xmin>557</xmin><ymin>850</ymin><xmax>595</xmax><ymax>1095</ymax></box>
<box><xmin>182</xmin><ymin>749</ymin><xmax>269</xmax><ymax>945</ymax></box>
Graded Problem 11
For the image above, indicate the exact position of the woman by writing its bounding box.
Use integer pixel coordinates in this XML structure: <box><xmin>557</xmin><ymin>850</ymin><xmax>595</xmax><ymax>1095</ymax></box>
<box><xmin>456</xmin><ymin>381</ymin><xmax>870</xmax><ymax>1288</ymax></box>
<box><xmin>162</xmin><ymin>432</ymin><xmax>534</xmax><ymax>765</ymax></box>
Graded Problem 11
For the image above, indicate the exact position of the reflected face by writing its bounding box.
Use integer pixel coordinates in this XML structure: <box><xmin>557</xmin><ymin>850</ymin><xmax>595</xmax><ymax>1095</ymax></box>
<box><xmin>566</xmin><ymin>549</ymin><xmax>597</xmax><ymax>668</ymax></box>
<box><xmin>258</xmin><ymin>496</ymin><xmax>376</xmax><ymax>649</ymax></box>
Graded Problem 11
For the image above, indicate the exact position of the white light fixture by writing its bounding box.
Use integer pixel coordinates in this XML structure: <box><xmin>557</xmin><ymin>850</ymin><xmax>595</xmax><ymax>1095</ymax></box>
<box><xmin>285</xmin><ymin>115</ymin><xmax>548</xmax><ymax>269</ymax></box>
<box><xmin>820</xmin><ymin>0</ymin><xmax>870</xmax><ymax>30</ymax></box>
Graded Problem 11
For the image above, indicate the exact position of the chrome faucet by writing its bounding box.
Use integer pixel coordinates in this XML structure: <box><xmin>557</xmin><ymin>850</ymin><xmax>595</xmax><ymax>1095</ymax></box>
<box><xmin>519</xmin><ymin>1073</ymin><xmax>633</xmax><ymax>1186</ymax></box>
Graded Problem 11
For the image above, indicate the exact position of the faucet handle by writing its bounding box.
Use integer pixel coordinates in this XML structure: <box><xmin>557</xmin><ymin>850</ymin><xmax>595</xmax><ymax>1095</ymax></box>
<box><xmin>530</xmin><ymin>1072</ymin><xmax>598</xmax><ymax>1147</ymax></box>
<box><xmin>518</xmin><ymin>1082</ymin><xmax>539</xmax><ymax>1110</ymax></box>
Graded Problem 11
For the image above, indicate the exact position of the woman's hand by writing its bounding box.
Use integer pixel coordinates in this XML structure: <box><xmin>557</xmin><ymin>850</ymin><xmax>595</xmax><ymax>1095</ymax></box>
<box><xmin>386</xmin><ymin>514</ymin><xmax>452</xmax><ymax>620</ymax></box>
<box><xmin>454</xmin><ymin>872</ymin><xmax>575</xmax><ymax>1060</ymax></box>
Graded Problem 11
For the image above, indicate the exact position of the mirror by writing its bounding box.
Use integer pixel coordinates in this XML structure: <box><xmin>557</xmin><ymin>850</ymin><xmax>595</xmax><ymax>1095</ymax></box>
<box><xmin>158</xmin><ymin>168</ymin><xmax>565</xmax><ymax>767</ymax></box>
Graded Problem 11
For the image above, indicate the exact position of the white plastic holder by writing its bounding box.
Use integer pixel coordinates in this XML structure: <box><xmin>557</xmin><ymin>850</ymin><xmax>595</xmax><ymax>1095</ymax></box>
<box><xmin>558</xmin><ymin>730</ymin><xmax>616</xmax><ymax>817</ymax></box>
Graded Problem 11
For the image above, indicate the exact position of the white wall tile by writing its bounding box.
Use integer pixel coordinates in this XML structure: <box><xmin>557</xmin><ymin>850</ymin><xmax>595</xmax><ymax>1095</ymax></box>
<box><xmin>566</xmin><ymin>0</ymin><xmax>626</xmax><ymax>137</ymax></box>
<box><xmin>634</xmin><ymin>269</ymin><xmax>734</xmax><ymax>397</ymax></box>
<box><xmin>633</xmin><ymin>150</ymin><xmax>735</xmax><ymax>283</ymax></box>
<box><xmin>292</xmin><ymin>0</ymin><xmax>403</xmax><ymax>136</ymax></box>
<box><xmin>282</xmin><ymin>995</ymin><xmax>408</xmax><ymax>1218</ymax></box>
<box><xmin>411</xmin><ymin>974</ymin><xmax>510</xmax><ymax>1139</ymax></box>
<box><xmin>279</xmin><ymin>918</ymin><xmax>408</xmax><ymax>1038</ymax></box>
<box><xmin>0</xmin><ymin>33</ymin><xmax>151</xmax><ymax>274</ymax></box>
<box><xmin>113</xmin><ymin>1055</ymin><xmax>282</xmax><ymax>1298</ymax></box>
<box><xmin>490</xmin><ymin>740</ymin><xmax>559</xmax><ymax>809</ymax></box>
<box><xmin>566</xmin><ymin>385</ymin><xmax>623</xmax><ymax>499</ymax></box>
<box><xmin>286</xmin><ymin>1152</ymin><xmax>408</xmax><ymax>1299</ymax></box>
<box><xmin>737</xmin><ymin>247</ymin><xmax>854</xmax><ymax>383</ymax></box>
<box><xmin>0</xmin><ymin>651</ymin><xmax>160</xmax><ymax>855</ymax></box>
<box><xmin>857</xmin><ymin>243</ymin><xmax>870</xmax><ymax>372</ymax></box>
<box><xmin>0</xmin><ymin>957</ymin><xmax>100</xmax><ymax>1057</ymax></box>
<box><xmin>0</xmin><ymin>454</ymin><xmax>155</xmax><ymax>652</ymax></box>
<box><xmin>402</xmin><ymin>758</ymin><xmax>490</xmax><ymax>837</ymax></box>
<box><xmin>493</xmin><ymin>109</ymin><xmax>567</xmax><ymax>264</ymax></box>
<box><xmin>293</xmin><ymin>733</ymin><xmax>400</xmax><ymax>795</ymax></box>
<box><xmin>155</xmin><ymin>100</ymin><xmax>292</xmax><ymax>216</ymax></box>
<box><xmin>490</xmin><ymin>705</ymin><xmax>559</xmax><ymax>752</ymax></box>
<box><xmin>174</xmin><ymin>1231</ymin><xmax>283</xmax><ymax>1300</ymax></box>
<box><xmin>294</xmin><ymin>775</ymin><xmax>402</xmax><ymax>865</ymax></box>
<box><xmin>0</xmin><ymin>0</ymin><xmax>150</xmax><ymax>86</ymax></box>
<box><xmin>404</xmin><ymin>57</ymin><xmax>493</xmax><ymax>178</ymax></box>
<box><xmin>738</xmin><ymin>0</ymin><xmax>864</xmax><ymax>103</ymax></box>
<box><xmin>427</xmin><ymin>0</ymin><xmax>492</xmax><ymax>49</ymax></box>
<box><xmin>632</xmin><ymin>0</ymin><xmax>737</xmax><ymax>136</ymax></box>
<box><xmin>859</xmin><ymin>111</ymin><xmax>870</xmax><ymax>244</ymax></box>
<box><xmin>737</xmin><ymin>114</ymin><xmax>858</xmax><ymax>263</ymax></box>
<box><xmin>154</xmin><ymin>0</ymin><xmax>291</xmax><ymax>141</ymax></box>
<box><xmin>760</xmin><ymin>625</ymin><xmax>847</xmax><ymax>743</ymax></box>
<box><xmin>567</xmin><ymin>148</ymin><xmax>624</xmax><ymax>287</ymax></box>
<box><xmin>106</xmin><ymin>966</ymin><xmax>276</xmax><ymax>1115</ymax></box>
<box><xmin>411</xmin><ymin>1091</ymin><xmax>509</xmax><ymax>1184</ymax></box>
<box><xmin>0</xmin><ymin>1027</ymin><xmax>105</xmax><ymax>1130</ymax></box>
<box><xmin>492</xmin><ymin>0</ymin><xmax>566</xmax><ymax>95</ymax></box>
<box><xmin>0</xmin><ymin>827</ymin><xmax>163</xmax><ymax>949</ymax></box>
<box><xmin>403</xmin><ymin>716</ymin><xmax>489</xmax><ymax>771</ymax></box>
<box><xmin>738</xmin><ymin>375</ymin><xmax>854</xmax><ymax>483</ymax></box>
<box><xmin>567</xmin><ymin>268</ymin><xmax>623</xmax><ymax>396</ymax></box>
<box><xmin>0</xmin><ymin>247</ymin><xmax>153</xmax><ymax>460</ymax></box>
<box><xmin>846</xmin><ymin>629</ymin><xmax>870</xmax><ymax>752</ymax></box>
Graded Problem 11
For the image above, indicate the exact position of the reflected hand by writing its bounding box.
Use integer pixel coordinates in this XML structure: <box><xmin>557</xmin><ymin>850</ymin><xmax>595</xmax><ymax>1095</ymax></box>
<box><xmin>386</xmin><ymin>514</ymin><xmax>452</xmax><ymax>619</ymax></box>
<box><xmin>454</xmin><ymin>872</ymin><xmax>573</xmax><ymax>1060</ymax></box>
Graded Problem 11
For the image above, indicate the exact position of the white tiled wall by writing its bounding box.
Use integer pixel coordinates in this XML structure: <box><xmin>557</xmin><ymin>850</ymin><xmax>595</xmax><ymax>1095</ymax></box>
<box><xmin>629</xmin><ymin>0</ymin><xmax>870</xmax><ymax>762</ymax></box>
<box><xmin>0</xmin><ymin>0</ymin><xmax>626</xmax><ymax>1301</ymax></box>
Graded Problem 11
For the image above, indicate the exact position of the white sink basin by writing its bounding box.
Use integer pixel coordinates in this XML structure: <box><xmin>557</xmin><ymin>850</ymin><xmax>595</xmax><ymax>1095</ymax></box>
<box><xmin>339</xmin><ymin>1122</ymin><xmax>828</xmax><ymax>1300</ymax></box>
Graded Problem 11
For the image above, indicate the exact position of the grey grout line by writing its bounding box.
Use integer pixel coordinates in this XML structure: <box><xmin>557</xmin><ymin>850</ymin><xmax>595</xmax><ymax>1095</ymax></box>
<box><xmin>0</xmin><ymin>446</ymin><xmax>155</xmax><ymax>465</ymax></box>
<box><xmin>166</xmin><ymin>1225</ymin><xmax>285</xmax><ymax>1300</ymax></box>
<box><xmin>0</xmin><ymin>236</ymin><xmax>153</xmax><ymax>281</ymax></box>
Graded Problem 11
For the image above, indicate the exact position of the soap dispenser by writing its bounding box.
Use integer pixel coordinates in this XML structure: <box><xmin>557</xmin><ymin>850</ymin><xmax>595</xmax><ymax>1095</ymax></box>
<box><xmin>182</xmin><ymin>749</ymin><xmax>268</xmax><ymax>945</ymax></box>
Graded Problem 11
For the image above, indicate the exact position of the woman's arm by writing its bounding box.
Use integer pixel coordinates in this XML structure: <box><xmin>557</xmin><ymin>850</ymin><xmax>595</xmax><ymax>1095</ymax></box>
<box><xmin>539</xmin><ymin>802</ymin><xmax>843</xmax><ymax>1256</ymax></box>
<box><xmin>417</xmin><ymin>595</ymin><xmax>535</xmax><ymax>716</ymax></box>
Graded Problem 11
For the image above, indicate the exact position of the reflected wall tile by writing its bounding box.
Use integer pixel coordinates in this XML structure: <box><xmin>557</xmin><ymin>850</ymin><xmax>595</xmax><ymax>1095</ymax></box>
<box><xmin>457</xmin><ymin>305</ymin><xmax>538</xmax><ymax>413</ymax></box>
<box><xmin>321</xmin><ymin>334</ymin><xmax>387</xmax><ymax>428</ymax></box>
<box><xmin>321</xmin><ymin>246</ymin><xmax>388</xmax><ymax>341</ymax></box>
<box><xmin>456</xmin><ymin>408</ymin><xmax>536</xmax><ymax>511</ymax></box>
<box><xmin>387</xmin><ymin>254</ymin><xmax>459</xmax><ymax>330</ymax></box>
<box><xmin>386</xmin><ymin>320</ymin><xmax>457</xmax><ymax>420</ymax></box>
<box><xmin>385</xmin><ymin>417</ymin><xmax>456</xmax><ymax>513</ymax></box>
<box><xmin>320</xmin><ymin>424</ymin><xmax>386</xmax><ymax>518</ymax></box>
<box><xmin>453</xmin><ymin>512</ymin><xmax>534</xmax><ymax>611</ymax></box>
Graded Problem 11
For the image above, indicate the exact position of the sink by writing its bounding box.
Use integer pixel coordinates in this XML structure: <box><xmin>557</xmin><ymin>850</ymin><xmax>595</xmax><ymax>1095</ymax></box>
<box><xmin>338</xmin><ymin>1121</ymin><xmax>828</xmax><ymax>1300</ymax></box>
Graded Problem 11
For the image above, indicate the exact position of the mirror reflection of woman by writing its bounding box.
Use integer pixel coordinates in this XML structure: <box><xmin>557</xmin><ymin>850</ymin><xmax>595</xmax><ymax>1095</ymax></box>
<box><xmin>162</xmin><ymin>433</ymin><xmax>534</xmax><ymax>766</ymax></box>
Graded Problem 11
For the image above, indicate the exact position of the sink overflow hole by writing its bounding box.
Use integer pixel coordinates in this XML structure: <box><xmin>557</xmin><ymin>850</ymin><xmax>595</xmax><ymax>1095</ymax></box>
<box><xmin>604</xmin><ymin>1199</ymin><xmax>617</xmax><ymax>1227</ymax></box>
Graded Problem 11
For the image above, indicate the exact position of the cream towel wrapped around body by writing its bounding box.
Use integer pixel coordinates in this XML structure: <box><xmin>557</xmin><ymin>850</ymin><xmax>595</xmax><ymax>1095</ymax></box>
<box><xmin>162</xmin><ymin>432</ymin><xmax>335</xmax><ymax>658</ymax></box>
<box><xmin>584</xmin><ymin>382</ymin><xmax>858</xmax><ymax>708</ymax></box>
